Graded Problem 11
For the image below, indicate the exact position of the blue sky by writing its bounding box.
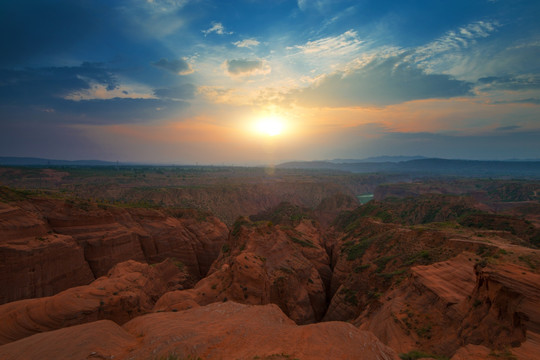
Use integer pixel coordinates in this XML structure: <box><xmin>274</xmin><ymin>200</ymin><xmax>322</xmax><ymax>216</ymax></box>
<box><xmin>0</xmin><ymin>0</ymin><xmax>539</xmax><ymax>163</ymax></box>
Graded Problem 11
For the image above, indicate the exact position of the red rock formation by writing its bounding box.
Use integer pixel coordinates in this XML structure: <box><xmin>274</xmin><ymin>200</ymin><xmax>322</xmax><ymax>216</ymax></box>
<box><xmin>0</xmin><ymin>202</ymin><xmax>94</xmax><ymax>304</ymax></box>
<box><xmin>0</xmin><ymin>302</ymin><xmax>399</xmax><ymax>360</ymax></box>
<box><xmin>0</xmin><ymin>320</ymin><xmax>137</xmax><ymax>360</ymax></box>
<box><xmin>356</xmin><ymin>252</ymin><xmax>477</xmax><ymax>355</ymax></box>
<box><xmin>128</xmin><ymin>208</ymin><xmax>228</xmax><ymax>278</ymax></box>
<box><xmin>128</xmin><ymin>302</ymin><xmax>400</xmax><ymax>359</ymax></box>
<box><xmin>155</xmin><ymin>217</ymin><xmax>330</xmax><ymax>324</ymax></box>
<box><xmin>459</xmin><ymin>263</ymin><xmax>540</xmax><ymax>355</ymax></box>
<box><xmin>0</xmin><ymin>196</ymin><xmax>228</xmax><ymax>304</ymax></box>
<box><xmin>0</xmin><ymin>259</ymin><xmax>189</xmax><ymax>345</ymax></box>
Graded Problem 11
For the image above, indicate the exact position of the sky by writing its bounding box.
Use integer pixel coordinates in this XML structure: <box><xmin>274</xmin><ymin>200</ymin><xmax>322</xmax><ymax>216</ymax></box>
<box><xmin>0</xmin><ymin>0</ymin><xmax>539</xmax><ymax>164</ymax></box>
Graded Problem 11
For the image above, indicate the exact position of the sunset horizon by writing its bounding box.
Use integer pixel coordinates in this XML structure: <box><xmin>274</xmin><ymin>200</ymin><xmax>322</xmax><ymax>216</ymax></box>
<box><xmin>1</xmin><ymin>0</ymin><xmax>539</xmax><ymax>164</ymax></box>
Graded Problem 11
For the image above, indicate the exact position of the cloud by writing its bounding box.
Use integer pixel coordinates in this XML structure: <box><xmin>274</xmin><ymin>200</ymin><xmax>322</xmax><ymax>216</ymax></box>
<box><xmin>289</xmin><ymin>54</ymin><xmax>472</xmax><ymax>107</ymax></box>
<box><xmin>292</xmin><ymin>30</ymin><xmax>362</xmax><ymax>56</ymax></box>
<box><xmin>0</xmin><ymin>64</ymin><xmax>190</xmax><ymax>125</ymax></box>
<box><xmin>58</xmin><ymin>97</ymin><xmax>189</xmax><ymax>123</ymax></box>
<box><xmin>477</xmin><ymin>75</ymin><xmax>540</xmax><ymax>91</ymax></box>
<box><xmin>412</xmin><ymin>21</ymin><xmax>499</xmax><ymax>64</ymax></box>
<box><xmin>65</xmin><ymin>83</ymin><xmax>155</xmax><ymax>101</ymax></box>
<box><xmin>324</xmin><ymin>126</ymin><xmax>540</xmax><ymax>160</ymax></box>
<box><xmin>297</xmin><ymin>0</ymin><xmax>330</xmax><ymax>11</ymax></box>
<box><xmin>400</xmin><ymin>20</ymin><xmax>500</xmax><ymax>79</ymax></box>
<box><xmin>151</xmin><ymin>58</ymin><xmax>194</xmax><ymax>75</ymax></box>
<box><xmin>145</xmin><ymin>0</ymin><xmax>189</xmax><ymax>12</ymax></box>
<box><xmin>202</xmin><ymin>22</ymin><xmax>232</xmax><ymax>36</ymax></box>
<box><xmin>0</xmin><ymin>63</ymin><xmax>117</xmax><ymax>104</ymax></box>
<box><xmin>233</xmin><ymin>39</ymin><xmax>260</xmax><ymax>48</ymax></box>
<box><xmin>496</xmin><ymin>98</ymin><xmax>540</xmax><ymax>105</ymax></box>
<box><xmin>224</xmin><ymin>59</ymin><xmax>270</xmax><ymax>77</ymax></box>
<box><xmin>153</xmin><ymin>84</ymin><xmax>196</xmax><ymax>100</ymax></box>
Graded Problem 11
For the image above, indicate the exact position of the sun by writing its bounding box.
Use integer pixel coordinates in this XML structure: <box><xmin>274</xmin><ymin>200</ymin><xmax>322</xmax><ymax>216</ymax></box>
<box><xmin>255</xmin><ymin>116</ymin><xmax>285</xmax><ymax>137</ymax></box>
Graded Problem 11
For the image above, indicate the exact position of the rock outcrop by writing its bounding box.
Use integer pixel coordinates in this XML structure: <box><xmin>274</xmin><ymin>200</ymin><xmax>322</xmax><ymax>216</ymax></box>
<box><xmin>0</xmin><ymin>302</ymin><xmax>400</xmax><ymax>360</ymax></box>
<box><xmin>459</xmin><ymin>263</ymin><xmax>540</xmax><ymax>358</ymax></box>
<box><xmin>0</xmin><ymin>259</ymin><xmax>189</xmax><ymax>345</ymax></box>
<box><xmin>155</xmin><ymin>216</ymin><xmax>331</xmax><ymax>324</ymax></box>
<box><xmin>0</xmin><ymin>202</ymin><xmax>95</xmax><ymax>304</ymax></box>
<box><xmin>0</xmin><ymin>195</ymin><xmax>228</xmax><ymax>304</ymax></box>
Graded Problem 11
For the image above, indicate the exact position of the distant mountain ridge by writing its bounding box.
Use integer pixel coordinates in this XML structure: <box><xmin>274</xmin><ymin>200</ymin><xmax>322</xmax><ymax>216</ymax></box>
<box><xmin>329</xmin><ymin>156</ymin><xmax>428</xmax><ymax>163</ymax></box>
<box><xmin>0</xmin><ymin>157</ymin><xmax>117</xmax><ymax>166</ymax></box>
<box><xmin>278</xmin><ymin>158</ymin><xmax>540</xmax><ymax>177</ymax></box>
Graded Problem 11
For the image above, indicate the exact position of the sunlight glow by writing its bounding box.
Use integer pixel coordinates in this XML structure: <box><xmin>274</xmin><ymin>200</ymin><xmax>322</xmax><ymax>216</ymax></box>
<box><xmin>255</xmin><ymin>116</ymin><xmax>285</xmax><ymax>137</ymax></box>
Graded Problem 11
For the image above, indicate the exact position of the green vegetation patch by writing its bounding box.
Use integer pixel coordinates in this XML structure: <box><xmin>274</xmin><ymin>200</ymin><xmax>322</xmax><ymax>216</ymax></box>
<box><xmin>354</xmin><ymin>264</ymin><xmax>370</xmax><ymax>273</ymax></box>
<box><xmin>340</xmin><ymin>287</ymin><xmax>358</xmax><ymax>306</ymax></box>
<box><xmin>341</xmin><ymin>238</ymin><xmax>374</xmax><ymax>261</ymax></box>
<box><xmin>155</xmin><ymin>354</ymin><xmax>202</xmax><ymax>360</ymax></box>
<box><xmin>399</xmin><ymin>350</ymin><xmax>449</xmax><ymax>360</ymax></box>
<box><xmin>290</xmin><ymin>236</ymin><xmax>317</xmax><ymax>248</ymax></box>
<box><xmin>404</xmin><ymin>250</ymin><xmax>432</xmax><ymax>266</ymax></box>
<box><xmin>376</xmin><ymin>269</ymin><xmax>406</xmax><ymax>281</ymax></box>
<box><xmin>518</xmin><ymin>255</ymin><xmax>537</xmax><ymax>270</ymax></box>
<box><xmin>173</xmin><ymin>259</ymin><xmax>185</xmax><ymax>271</ymax></box>
<box><xmin>221</xmin><ymin>243</ymin><xmax>231</xmax><ymax>254</ymax></box>
<box><xmin>374</xmin><ymin>255</ymin><xmax>397</xmax><ymax>273</ymax></box>
<box><xmin>489</xmin><ymin>349</ymin><xmax>518</xmax><ymax>360</ymax></box>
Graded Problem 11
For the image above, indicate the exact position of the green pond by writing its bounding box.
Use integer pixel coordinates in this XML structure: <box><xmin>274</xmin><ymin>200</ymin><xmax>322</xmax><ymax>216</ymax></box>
<box><xmin>357</xmin><ymin>194</ymin><xmax>374</xmax><ymax>204</ymax></box>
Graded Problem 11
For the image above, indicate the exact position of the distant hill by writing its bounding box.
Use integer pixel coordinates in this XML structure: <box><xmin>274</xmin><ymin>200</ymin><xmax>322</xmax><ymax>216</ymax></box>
<box><xmin>0</xmin><ymin>157</ymin><xmax>117</xmax><ymax>166</ymax></box>
<box><xmin>277</xmin><ymin>158</ymin><xmax>540</xmax><ymax>178</ymax></box>
<box><xmin>329</xmin><ymin>156</ymin><xmax>427</xmax><ymax>163</ymax></box>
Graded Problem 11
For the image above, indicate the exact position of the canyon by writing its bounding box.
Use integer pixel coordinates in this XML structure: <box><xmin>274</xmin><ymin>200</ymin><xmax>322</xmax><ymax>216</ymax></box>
<box><xmin>0</xmin><ymin>166</ymin><xmax>539</xmax><ymax>359</ymax></box>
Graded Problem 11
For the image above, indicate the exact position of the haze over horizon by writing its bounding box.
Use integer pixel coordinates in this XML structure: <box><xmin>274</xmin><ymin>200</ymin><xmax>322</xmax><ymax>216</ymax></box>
<box><xmin>1</xmin><ymin>0</ymin><xmax>539</xmax><ymax>165</ymax></box>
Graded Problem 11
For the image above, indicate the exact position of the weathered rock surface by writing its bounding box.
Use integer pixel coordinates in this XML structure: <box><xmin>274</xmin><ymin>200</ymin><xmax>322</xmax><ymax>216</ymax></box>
<box><xmin>459</xmin><ymin>263</ymin><xmax>540</xmax><ymax>355</ymax></box>
<box><xmin>0</xmin><ymin>202</ymin><xmax>95</xmax><ymax>304</ymax></box>
<box><xmin>155</xmin><ymin>216</ymin><xmax>331</xmax><ymax>324</ymax></box>
<box><xmin>355</xmin><ymin>252</ymin><xmax>540</xmax><ymax>359</ymax></box>
<box><xmin>0</xmin><ymin>194</ymin><xmax>228</xmax><ymax>304</ymax></box>
<box><xmin>356</xmin><ymin>252</ymin><xmax>477</xmax><ymax>355</ymax></box>
<box><xmin>128</xmin><ymin>302</ymin><xmax>400</xmax><ymax>360</ymax></box>
<box><xmin>0</xmin><ymin>259</ymin><xmax>188</xmax><ymax>345</ymax></box>
<box><xmin>0</xmin><ymin>320</ymin><xmax>137</xmax><ymax>360</ymax></box>
<box><xmin>0</xmin><ymin>302</ymin><xmax>399</xmax><ymax>360</ymax></box>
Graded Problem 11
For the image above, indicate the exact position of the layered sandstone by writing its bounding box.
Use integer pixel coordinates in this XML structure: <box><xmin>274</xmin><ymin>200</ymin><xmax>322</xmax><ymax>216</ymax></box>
<box><xmin>155</xmin><ymin>216</ymin><xmax>330</xmax><ymax>324</ymax></box>
<box><xmin>0</xmin><ymin>259</ymin><xmax>189</xmax><ymax>345</ymax></box>
<box><xmin>0</xmin><ymin>302</ymin><xmax>401</xmax><ymax>360</ymax></box>
<box><xmin>0</xmin><ymin>195</ymin><xmax>228</xmax><ymax>304</ymax></box>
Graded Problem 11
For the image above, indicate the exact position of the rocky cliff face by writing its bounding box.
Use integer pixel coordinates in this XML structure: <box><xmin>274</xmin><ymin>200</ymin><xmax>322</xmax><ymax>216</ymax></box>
<box><xmin>459</xmin><ymin>263</ymin><xmax>540</xmax><ymax>359</ymax></box>
<box><xmin>0</xmin><ymin>201</ymin><xmax>95</xmax><ymax>304</ymax></box>
<box><xmin>0</xmin><ymin>259</ymin><xmax>189</xmax><ymax>345</ymax></box>
<box><xmin>0</xmin><ymin>192</ymin><xmax>228</xmax><ymax>304</ymax></box>
<box><xmin>155</xmin><ymin>215</ymin><xmax>331</xmax><ymax>324</ymax></box>
<box><xmin>1</xmin><ymin>181</ymin><xmax>539</xmax><ymax>359</ymax></box>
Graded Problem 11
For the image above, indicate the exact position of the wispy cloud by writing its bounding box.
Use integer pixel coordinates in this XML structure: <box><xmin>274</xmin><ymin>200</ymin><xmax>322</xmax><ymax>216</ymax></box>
<box><xmin>297</xmin><ymin>0</ymin><xmax>330</xmax><ymax>12</ymax></box>
<box><xmin>202</xmin><ymin>22</ymin><xmax>233</xmax><ymax>36</ymax></box>
<box><xmin>288</xmin><ymin>54</ymin><xmax>472</xmax><ymax>107</ymax></box>
<box><xmin>408</xmin><ymin>20</ymin><xmax>499</xmax><ymax>75</ymax></box>
<box><xmin>291</xmin><ymin>30</ymin><xmax>363</xmax><ymax>56</ymax></box>
<box><xmin>233</xmin><ymin>39</ymin><xmax>260</xmax><ymax>48</ymax></box>
<box><xmin>145</xmin><ymin>0</ymin><xmax>189</xmax><ymax>12</ymax></box>
<box><xmin>477</xmin><ymin>75</ymin><xmax>540</xmax><ymax>91</ymax></box>
<box><xmin>415</xmin><ymin>21</ymin><xmax>498</xmax><ymax>59</ymax></box>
